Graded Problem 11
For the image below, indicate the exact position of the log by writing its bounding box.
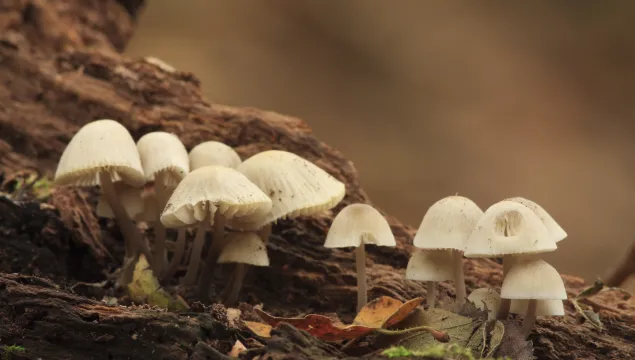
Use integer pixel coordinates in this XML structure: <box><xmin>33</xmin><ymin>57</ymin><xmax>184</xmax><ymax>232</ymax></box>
<box><xmin>0</xmin><ymin>0</ymin><xmax>634</xmax><ymax>359</ymax></box>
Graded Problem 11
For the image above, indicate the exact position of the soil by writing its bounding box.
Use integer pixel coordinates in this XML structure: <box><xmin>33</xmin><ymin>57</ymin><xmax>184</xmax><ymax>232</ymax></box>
<box><xmin>0</xmin><ymin>1</ymin><xmax>634</xmax><ymax>359</ymax></box>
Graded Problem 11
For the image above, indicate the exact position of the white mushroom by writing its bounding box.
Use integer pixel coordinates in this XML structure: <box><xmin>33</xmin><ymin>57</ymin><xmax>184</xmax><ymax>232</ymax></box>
<box><xmin>406</xmin><ymin>250</ymin><xmax>454</xmax><ymax>308</ymax></box>
<box><xmin>505</xmin><ymin>197</ymin><xmax>567</xmax><ymax>243</ymax></box>
<box><xmin>188</xmin><ymin>141</ymin><xmax>242</xmax><ymax>170</ymax></box>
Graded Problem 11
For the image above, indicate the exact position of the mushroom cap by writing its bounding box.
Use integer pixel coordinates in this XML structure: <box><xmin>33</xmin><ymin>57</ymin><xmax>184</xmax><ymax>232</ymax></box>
<box><xmin>464</xmin><ymin>200</ymin><xmax>556</xmax><ymax>258</ymax></box>
<box><xmin>501</xmin><ymin>259</ymin><xmax>567</xmax><ymax>300</ymax></box>
<box><xmin>231</xmin><ymin>150</ymin><xmax>346</xmax><ymax>230</ymax></box>
<box><xmin>54</xmin><ymin>119</ymin><xmax>145</xmax><ymax>187</ymax></box>
<box><xmin>160</xmin><ymin>165</ymin><xmax>272</xmax><ymax>229</ymax></box>
<box><xmin>505</xmin><ymin>197</ymin><xmax>567</xmax><ymax>243</ymax></box>
<box><xmin>218</xmin><ymin>232</ymin><xmax>269</xmax><ymax>266</ymax></box>
<box><xmin>467</xmin><ymin>288</ymin><xmax>501</xmax><ymax>314</ymax></box>
<box><xmin>323</xmin><ymin>203</ymin><xmax>396</xmax><ymax>248</ymax></box>
<box><xmin>510</xmin><ymin>299</ymin><xmax>565</xmax><ymax>317</ymax></box>
<box><xmin>405</xmin><ymin>250</ymin><xmax>454</xmax><ymax>282</ymax></box>
<box><xmin>189</xmin><ymin>141</ymin><xmax>242</xmax><ymax>170</ymax></box>
<box><xmin>137</xmin><ymin>132</ymin><xmax>189</xmax><ymax>185</ymax></box>
<box><xmin>413</xmin><ymin>195</ymin><xmax>483</xmax><ymax>251</ymax></box>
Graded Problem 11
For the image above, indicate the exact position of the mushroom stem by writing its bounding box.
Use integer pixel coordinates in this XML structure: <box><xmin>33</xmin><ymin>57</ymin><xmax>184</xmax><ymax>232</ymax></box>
<box><xmin>224</xmin><ymin>263</ymin><xmax>246</xmax><ymax>306</ymax></box>
<box><xmin>152</xmin><ymin>172</ymin><xmax>169</xmax><ymax>276</ymax></box>
<box><xmin>427</xmin><ymin>281</ymin><xmax>437</xmax><ymax>308</ymax></box>
<box><xmin>356</xmin><ymin>243</ymin><xmax>368</xmax><ymax>312</ymax></box>
<box><xmin>497</xmin><ymin>255</ymin><xmax>515</xmax><ymax>319</ymax></box>
<box><xmin>521</xmin><ymin>299</ymin><xmax>538</xmax><ymax>338</ymax></box>
<box><xmin>99</xmin><ymin>172</ymin><xmax>153</xmax><ymax>285</ymax></box>
<box><xmin>181</xmin><ymin>212</ymin><xmax>210</xmax><ymax>285</ymax></box>
<box><xmin>453</xmin><ymin>250</ymin><xmax>466</xmax><ymax>305</ymax></box>
<box><xmin>502</xmin><ymin>255</ymin><xmax>515</xmax><ymax>279</ymax></box>
<box><xmin>162</xmin><ymin>229</ymin><xmax>187</xmax><ymax>280</ymax></box>
<box><xmin>197</xmin><ymin>212</ymin><xmax>227</xmax><ymax>298</ymax></box>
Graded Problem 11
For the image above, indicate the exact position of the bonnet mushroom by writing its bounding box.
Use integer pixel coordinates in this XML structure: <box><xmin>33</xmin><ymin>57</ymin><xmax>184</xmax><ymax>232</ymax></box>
<box><xmin>96</xmin><ymin>182</ymin><xmax>149</xmax><ymax>221</ymax></box>
<box><xmin>467</xmin><ymin>288</ymin><xmax>501</xmax><ymax>320</ymax></box>
<box><xmin>137</xmin><ymin>132</ymin><xmax>189</xmax><ymax>275</ymax></box>
<box><xmin>406</xmin><ymin>250</ymin><xmax>454</xmax><ymax>308</ymax></box>
<box><xmin>505</xmin><ymin>197</ymin><xmax>567</xmax><ymax>243</ymax></box>
<box><xmin>324</xmin><ymin>203</ymin><xmax>396</xmax><ymax>311</ymax></box>
<box><xmin>54</xmin><ymin>119</ymin><xmax>151</xmax><ymax>285</ymax></box>
<box><xmin>189</xmin><ymin>141</ymin><xmax>242</xmax><ymax>170</ymax></box>
<box><xmin>413</xmin><ymin>195</ymin><xmax>483</xmax><ymax>305</ymax></box>
<box><xmin>501</xmin><ymin>258</ymin><xmax>567</xmax><ymax>338</ymax></box>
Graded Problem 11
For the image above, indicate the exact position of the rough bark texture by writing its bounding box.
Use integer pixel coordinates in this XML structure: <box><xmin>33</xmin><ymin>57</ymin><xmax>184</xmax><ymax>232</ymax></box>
<box><xmin>0</xmin><ymin>1</ymin><xmax>634</xmax><ymax>359</ymax></box>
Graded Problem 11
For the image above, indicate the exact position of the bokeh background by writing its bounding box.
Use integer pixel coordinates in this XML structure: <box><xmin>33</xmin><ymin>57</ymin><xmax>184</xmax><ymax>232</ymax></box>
<box><xmin>126</xmin><ymin>1</ymin><xmax>635</xmax><ymax>289</ymax></box>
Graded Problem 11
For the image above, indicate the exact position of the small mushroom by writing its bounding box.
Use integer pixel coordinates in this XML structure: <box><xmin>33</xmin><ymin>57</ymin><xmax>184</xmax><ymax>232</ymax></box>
<box><xmin>467</xmin><ymin>288</ymin><xmax>501</xmax><ymax>319</ymax></box>
<box><xmin>505</xmin><ymin>197</ymin><xmax>567</xmax><ymax>243</ymax></box>
<box><xmin>501</xmin><ymin>258</ymin><xmax>567</xmax><ymax>338</ymax></box>
<box><xmin>413</xmin><ymin>195</ymin><xmax>483</xmax><ymax>305</ymax></box>
<box><xmin>324</xmin><ymin>203</ymin><xmax>396</xmax><ymax>311</ymax></box>
<box><xmin>137</xmin><ymin>131</ymin><xmax>189</xmax><ymax>275</ymax></box>
<box><xmin>464</xmin><ymin>200</ymin><xmax>556</xmax><ymax>319</ymax></box>
<box><xmin>188</xmin><ymin>141</ymin><xmax>242</xmax><ymax>170</ymax></box>
<box><xmin>54</xmin><ymin>119</ymin><xmax>151</xmax><ymax>286</ymax></box>
<box><xmin>510</xmin><ymin>299</ymin><xmax>565</xmax><ymax>320</ymax></box>
<box><xmin>217</xmin><ymin>232</ymin><xmax>269</xmax><ymax>305</ymax></box>
<box><xmin>160</xmin><ymin>166</ymin><xmax>272</xmax><ymax>296</ymax></box>
<box><xmin>406</xmin><ymin>250</ymin><xmax>454</xmax><ymax>308</ymax></box>
<box><xmin>96</xmin><ymin>182</ymin><xmax>148</xmax><ymax>220</ymax></box>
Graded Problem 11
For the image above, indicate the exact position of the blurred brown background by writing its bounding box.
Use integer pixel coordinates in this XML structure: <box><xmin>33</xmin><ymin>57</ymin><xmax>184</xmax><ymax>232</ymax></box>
<box><xmin>126</xmin><ymin>1</ymin><xmax>635</xmax><ymax>289</ymax></box>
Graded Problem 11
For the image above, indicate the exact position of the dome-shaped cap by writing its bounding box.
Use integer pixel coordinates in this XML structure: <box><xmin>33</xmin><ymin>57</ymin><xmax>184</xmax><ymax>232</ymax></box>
<box><xmin>189</xmin><ymin>141</ymin><xmax>242</xmax><ymax>170</ymax></box>
<box><xmin>55</xmin><ymin>119</ymin><xmax>145</xmax><ymax>187</ymax></box>
<box><xmin>413</xmin><ymin>195</ymin><xmax>483</xmax><ymax>251</ymax></box>
<box><xmin>464</xmin><ymin>200</ymin><xmax>556</xmax><ymax>258</ymax></box>
<box><xmin>232</xmin><ymin>150</ymin><xmax>346</xmax><ymax>230</ymax></box>
<box><xmin>510</xmin><ymin>299</ymin><xmax>565</xmax><ymax>317</ymax></box>
<box><xmin>467</xmin><ymin>288</ymin><xmax>501</xmax><ymax>314</ymax></box>
<box><xmin>218</xmin><ymin>232</ymin><xmax>269</xmax><ymax>266</ymax></box>
<box><xmin>505</xmin><ymin>197</ymin><xmax>567</xmax><ymax>243</ymax></box>
<box><xmin>160</xmin><ymin>166</ymin><xmax>272</xmax><ymax>229</ymax></box>
<box><xmin>501</xmin><ymin>259</ymin><xmax>567</xmax><ymax>300</ymax></box>
<box><xmin>405</xmin><ymin>250</ymin><xmax>454</xmax><ymax>282</ymax></box>
<box><xmin>324</xmin><ymin>203</ymin><xmax>396</xmax><ymax>248</ymax></box>
<box><xmin>137</xmin><ymin>132</ymin><xmax>189</xmax><ymax>185</ymax></box>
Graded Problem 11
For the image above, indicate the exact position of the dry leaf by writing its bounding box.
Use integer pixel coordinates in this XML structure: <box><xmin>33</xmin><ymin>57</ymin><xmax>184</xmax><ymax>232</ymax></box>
<box><xmin>126</xmin><ymin>255</ymin><xmax>189</xmax><ymax>311</ymax></box>
<box><xmin>227</xmin><ymin>340</ymin><xmax>247</xmax><ymax>357</ymax></box>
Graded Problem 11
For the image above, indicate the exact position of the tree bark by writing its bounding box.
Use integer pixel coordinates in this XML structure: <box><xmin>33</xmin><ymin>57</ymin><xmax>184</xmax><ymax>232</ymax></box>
<box><xmin>0</xmin><ymin>1</ymin><xmax>634</xmax><ymax>359</ymax></box>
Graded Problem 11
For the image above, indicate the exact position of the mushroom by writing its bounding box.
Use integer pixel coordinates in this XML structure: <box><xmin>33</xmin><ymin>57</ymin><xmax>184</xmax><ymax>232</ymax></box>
<box><xmin>467</xmin><ymin>288</ymin><xmax>501</xmax><ymax>319</ymax></box>
<box><xmin>160</xmin><ymin>166</ymin><xmax>272</xmax><ymax>295</ymax></box>
<box><xmin>406</xmin><ymin>250</ymin><xmax>454</xmax><ymax>308</ymax></box>
<box><xmin>324</xmin><ymin>203</ymin><xmax>396</xmax><ymax>311</ymax></box>
<box><xmin>137</xmin><ymin>131</ymin><xmax>189</xmax><ymax>275</ymax></box>
<box><xmin>54</xmin><ymin>119</ymin><xmax>152</xmax><ymax>286</ymax></box>
<box><xmin>189</xmin><ymin>141</ymin><xmax>242</xmax><ymax>170</ymax></box>
<box><xmin>217</xmin><ymin>232</ymin><xmax>269</xmax><ymax>305</ymax></box>
<box><xmin>96</xmin><ymin>182</ymin><xmax>148</xmax><ymax>221</ymax></box>
<box><xmin>505</xmin><ymin>197</ymin><xmax>567</xmax><ymax>243</ymax></box>
<box><xmin>501</xmin><ymin>258</ymin><xmax>567</xmax><ymax>338</ymax></box>
<box><xmin>464</xmin><ymin>200</ymin><xmax>556</xmax><ymax>319</ymax></box>
<box><xmin>412</xmin><ymin>195</ymin><xmax>483</xmax><ymax>305</ymax></box>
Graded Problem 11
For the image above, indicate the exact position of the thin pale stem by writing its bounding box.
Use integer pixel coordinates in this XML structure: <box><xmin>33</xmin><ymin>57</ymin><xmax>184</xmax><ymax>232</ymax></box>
<box><xmin>152</xmin><ymin>172</ymin><xmax>169</xmax><ymax>275</ymax></box>
<box><xmin>522</xmin><ymin>299</ymin><xmax>538</xmax><ymax>338</ymax></box>
<box><xmin>453</xmin><ymin>251</ymin><xmax>466</xmax><ymax>305</ymax></box>
<box><xmin>427</xmin><ymin>281</ymin><xmax>437</xmax><ymax>308</ymax></box>
<box><xmin>181</xmin><ymin>212</ymin><xmax>210</xmax><ymax>285</ymax></box>
<box><xmin>497</xmin><ymin>254</ymin><xmax>515</xmax><ymax>320</ymax></box>
<box><xmin>356</xmin><ymin>243</ymin><xmax>367</xmax><ymax>312</ymax></box>
<box><xmin>162</xmin><ymin>229</ymin><xmax>187</xmax><ymax>280</ymax></box>
<box><xmin>198</xmin><ymin>212</ymin><xmax>227</xmax><ymax>298</ymax></box>
<box><xmin>224</xmin><ymin>263</ymin><xmax>246</xmax><ymax>306</ymax></box>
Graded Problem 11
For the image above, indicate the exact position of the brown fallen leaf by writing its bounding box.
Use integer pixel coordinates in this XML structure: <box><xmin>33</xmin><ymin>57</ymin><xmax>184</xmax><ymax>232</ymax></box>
<box><xmin>244</xmin><ymin>296</ymin><xmax>424</xmax><ymax>341</ymax></box>
<box><xmin>228</xmin><ymin>340</ymin><xmax>247</xmax><ymax>357</ymax></box>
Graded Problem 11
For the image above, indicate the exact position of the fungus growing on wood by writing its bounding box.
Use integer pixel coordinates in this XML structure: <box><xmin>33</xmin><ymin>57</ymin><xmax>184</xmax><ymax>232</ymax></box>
<box><xmin>188</xmin><ymin>141</ymin><xmax>242</xmax><ymax>170</ymax></box>
<box><xmin>324</xmin><ymin>203</ymin><xmax>396</xmax><ymax>311</ymax></box>
<box><xmin>406</xmin><ymin>250</ymin><xmax>454</xmax><ymax>308</ymax></box>
<box><xmin>467</xmin><ymin>288</ymin><xmax>501</xmax><ymax>320</ymax></box>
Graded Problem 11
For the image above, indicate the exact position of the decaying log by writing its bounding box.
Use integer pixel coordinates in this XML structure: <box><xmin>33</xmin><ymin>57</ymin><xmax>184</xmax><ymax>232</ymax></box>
<box><xmin>1</xmin><ymin>0</ymin><xmax>634</xmax><ymax>359</ymax></box>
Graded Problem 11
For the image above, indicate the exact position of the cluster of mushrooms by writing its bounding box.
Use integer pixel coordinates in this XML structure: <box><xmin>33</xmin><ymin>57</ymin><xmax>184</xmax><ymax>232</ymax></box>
<box><xmin>55</xmin><ymin>119</ymin><xmax>566</xmax><ymax>338</ymax></box>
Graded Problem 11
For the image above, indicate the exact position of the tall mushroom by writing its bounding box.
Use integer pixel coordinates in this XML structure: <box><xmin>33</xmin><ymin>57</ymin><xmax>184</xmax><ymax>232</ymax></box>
<box><xmin>464</xmin><ymin>200</ymin><xmax>556</xmax><ymax>319</ymax></box>
<box><xmin>160</xmin><ymin>166</ymin><xmax>272</xmax><ymax>293</ymax></box>
<box><xmin>467</xmin><ymin>288</ymin><xmax>501</xmax><ymax>320</ymax></box>
<box><xmin>505</xmin><ymin>197</ymin><xmax>567</xmax><ymax>243</ymax></box>
<box><xmin>501</xmin><ymin>258</ymin><xmax>567</xmax><ymax>338</ymax></box>
<box><xmin>189</xmin><ymin>141</ymin><xmax>242</xmax><ymax>170</ymax></box>
<box><xmin>412</xmin><ymin>195</ymin><xmax>483</xmax><ymax>305</ymax></box>
<box><xmin>54</xmin><ymin>119</ymin><xmax>152</xmax><ymax>286</ymax></box>
<box><xmin>324</xmin><ymin>203</ymin><xmax>396</xmax><ymax>311</ymax></box>
<box><xmin>406</xmin><ymin>250</ymin><xmax>454</xmax><ymax>308</ymax></box>
<box><xmin>137</xmin><ymin>131</ymin><xmax>189</xmax><ymax>275</ymax></box>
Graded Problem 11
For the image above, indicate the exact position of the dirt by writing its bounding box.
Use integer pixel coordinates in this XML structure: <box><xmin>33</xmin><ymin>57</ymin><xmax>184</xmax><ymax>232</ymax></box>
<box><xmin>0</xmin><ymin>1</ymin><xmax>634</xmax><ymax>359</ymax></box>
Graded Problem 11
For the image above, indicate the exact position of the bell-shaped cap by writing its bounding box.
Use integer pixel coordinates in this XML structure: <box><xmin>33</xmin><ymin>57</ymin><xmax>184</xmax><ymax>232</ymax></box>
<box><xmin>405</xmin><ymin>250</ymin><xmax>454</xmax><ymax>282</ymax></box>
<box><xmin>55</xmin><ymin>119</ymin><xmax>145</xmax><ymax>187</ymax></box>
<box><xmin>501</xmin><ymin>259</ymin><xmax>567</xmax><ymax>300</ymax></box>
<box><xmin>413</xmin><ymin>195</ymin><xmax>483</xmax><ymax>251</ymax></box>
<box><xmin>467</xmin><ymin>288</ymin><xmax>501</xmax><ymax>318</ymax></box>
<box><xmin>324</xmin><ymin>203</ymin><xmax>396</xmax><ymax>248</ymax></box>
<box><xmin>505</xmin><ymin>197</ymin><xmax>567</xmax><ymax>243</ymax></box>
<box><xmin>464</xmin><ymin>200</ymin><xmax>556</xmax><ymax>258</ymax></box>
<box><xmin>189</xmin><ymin>141</ymin><xmax>242</xmax><ymax>170</ymax></box>
<box><xmin>231</xmin><ymin>150</ymin><xmax>346</xmax><ymax>230</ymax></box>
<box><xmin>218</xmin><ymin>232</ymin><xmax>269</xmax><ymax>266</ymax></box>
<box><xmin>160</xmin><ymin>166</ymin><xmax>272</xmax><ymax>229</ymax></box>
<box><xmin>510</xmin><ymin>299</ymin><xmax>565</xmax><ymax>317</ymax></box>
<box><xmin>137</xmin><ymin>132</ymin><xmax>189</xmax><ymax>186</ymax></box>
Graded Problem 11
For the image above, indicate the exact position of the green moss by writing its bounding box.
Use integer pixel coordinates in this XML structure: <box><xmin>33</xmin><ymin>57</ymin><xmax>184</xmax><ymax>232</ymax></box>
<box><xmin>2</xmin><ymin>345</ymin><xmax>26</xmax><ymax>360</ymax></box>
<box><xmin>382</xmin><ymin>344</ymin><xmax>511</xmax><ymax>360</ymax></box>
